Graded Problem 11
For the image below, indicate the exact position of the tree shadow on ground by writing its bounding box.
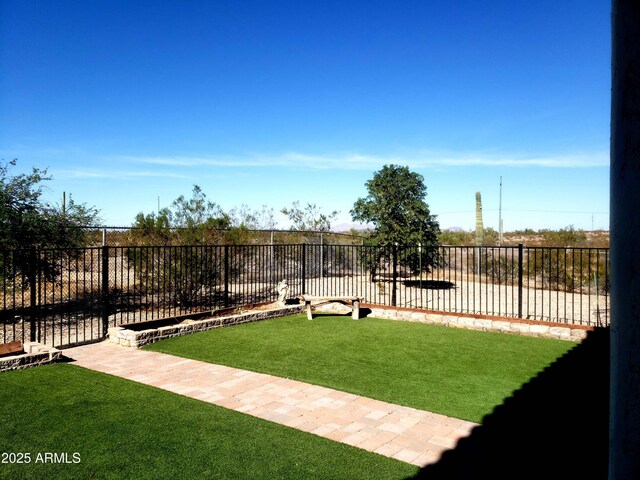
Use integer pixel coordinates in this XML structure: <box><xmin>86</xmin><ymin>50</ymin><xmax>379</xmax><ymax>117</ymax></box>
<box><xmin>406</xmin><ymin>328</ymin><xmax>609</xmax><ymax>479</ymax></box>
<box><xmin>402</xmin><ymin>280</ymin><xmax>455</xmax><ymax>290</ymax></box>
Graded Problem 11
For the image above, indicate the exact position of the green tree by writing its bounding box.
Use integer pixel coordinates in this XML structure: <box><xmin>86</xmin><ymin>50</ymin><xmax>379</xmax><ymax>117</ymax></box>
<box><xmin>131</xmin><ymin>185</ymin><xmax>231</xmax><ymax>245</ymax></box>
<box><xmin>351</xmin><ymin>164</ymin><xmax>440</xmax><ymax>246</ymax></box>
<box><xmin>0</xmin><ymin>159</ymin><xmax>100</xmax><ymax>283</ymax></box>
<box><xmin>351</xmin><ymin>165</ymin><xmax>441</xmax><ymax>281</ymax></box>
<box><xmin>128</xmin><ymin>209</ymin><xmax>173</xmax><ymax>245</ymax></box>
<box><xmin>281</xmin><ymin>201</ymin><xmax>338</xmax><ymax>231</ymax></box>
<box><xmin>0</xmin><ymin>160</ymin><xmax>100</xmax><ymax>250</ymax></box>
<box><xmin>170</xmin><ymin>185</ymin><xmax>230</xmax><ymax>231</ymax></box>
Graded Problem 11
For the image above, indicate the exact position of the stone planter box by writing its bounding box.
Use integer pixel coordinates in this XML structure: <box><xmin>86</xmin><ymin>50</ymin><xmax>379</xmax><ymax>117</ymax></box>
<box><xmin>0</xmin><ymin>342</ymin><xmax>62</xmax><ymax>373</ymax></box>
<box><xmin>346</xmin><ymin>304</ymin><xmax>593</xmax><ymax>341</ymax></box>
<box><xmin>109</xmin><ymin>304</ymin><xmax>305</xmax><ymax>348</ymax></box>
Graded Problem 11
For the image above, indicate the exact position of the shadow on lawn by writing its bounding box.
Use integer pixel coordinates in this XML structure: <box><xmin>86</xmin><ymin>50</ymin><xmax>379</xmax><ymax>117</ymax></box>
<box><xmin>310</xmin><ymin>308</ymin><xmax>373</xmax><ymax>319</ymax></box>
<box><xmin>406</xmin><ymin>328</ymin><xmax>609</xmax><ymax>480</ymax></box>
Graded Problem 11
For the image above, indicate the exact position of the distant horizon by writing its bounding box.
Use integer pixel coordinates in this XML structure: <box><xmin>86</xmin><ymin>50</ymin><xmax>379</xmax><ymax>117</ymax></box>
<box><xmin>81</xmin><ymin>221</ymin><xmax>610</xmax><ymax>235</ymax></box>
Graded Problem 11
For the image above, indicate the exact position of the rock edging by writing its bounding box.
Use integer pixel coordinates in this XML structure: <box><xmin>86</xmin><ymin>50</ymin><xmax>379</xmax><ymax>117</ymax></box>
<box><xmin>0</xmin><ymin>342</ymin><xmax>62</xmax><ymax>372</ymax></box>
<box><xmin>109</xmin><ymin>305</ymin><xmax>306</xmax><ymax>348</ymax></box>
<box><xmin>316</xmin><ymin>303</ymin><xmax>592</xmax><ymax>341</ymax></box>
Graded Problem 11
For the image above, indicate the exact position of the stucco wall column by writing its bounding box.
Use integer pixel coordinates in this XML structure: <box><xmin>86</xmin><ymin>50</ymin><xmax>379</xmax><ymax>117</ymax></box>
<box><xmin>610</xmin><ymin>1</ymin><xmax>640</xmax><ymax>478</ymax></box>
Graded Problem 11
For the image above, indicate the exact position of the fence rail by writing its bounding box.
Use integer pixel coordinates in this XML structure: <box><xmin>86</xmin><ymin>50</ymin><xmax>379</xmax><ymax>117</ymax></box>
<box><xmin>1</xmin><ymin>244</ymin><xmax>609</xmax><ymax>348</ymax></box>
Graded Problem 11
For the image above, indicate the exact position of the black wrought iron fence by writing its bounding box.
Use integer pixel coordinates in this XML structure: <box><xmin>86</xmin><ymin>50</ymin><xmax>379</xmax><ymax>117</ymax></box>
<box><xmin>0</xmin><ymin>247</ymin><xmax>103</xmax><ymax>348</ymax></box>
<box><xmin>342</xmin><ymin>245</ymin><xmax>609</xmax><ymax>327</ymax></box>
<box><xmin>1</xmin><ymin>243</ymin><xmax>609</xmax><ymax>348</ymax></box>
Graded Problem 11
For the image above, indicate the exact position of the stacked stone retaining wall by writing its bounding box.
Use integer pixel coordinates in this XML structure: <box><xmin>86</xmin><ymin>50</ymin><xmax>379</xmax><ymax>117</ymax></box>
<box><xmin>0</xmin><ymin>342</ymin><xmax>62</xmax><ymax>372</ymax></box>
<box><xmin>316</xmin><ymin>303</ymin><xmax>591</xmax><ymax>341</ymax></box>
<box><xmin>109</xmin><ymin>305</ymin><xmax>305</xmax><ymax>348</ymax></box>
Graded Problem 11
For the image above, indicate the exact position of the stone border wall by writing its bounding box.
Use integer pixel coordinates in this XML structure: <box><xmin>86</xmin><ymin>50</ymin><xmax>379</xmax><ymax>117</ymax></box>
<box><xmin>316</xmin><ymin>303</ymin><xmax>592</xmax><ymax>341</ymax></box>
<box><xmin>109</xmin><ymin>304</ymin><xmax>306</xmax><ymax>348</ymax></box>
<box><xmin>0</xmin><ymin>342</ymin><xmax>62</xmax><ymax>373</ymax></box>
<box><xmin>109</xmin><ymin>301</ymin><xmax>592</xmax><ymax>350</ymax></box>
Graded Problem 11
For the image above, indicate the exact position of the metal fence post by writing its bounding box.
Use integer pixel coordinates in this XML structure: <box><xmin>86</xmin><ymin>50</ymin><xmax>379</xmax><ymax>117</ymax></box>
<box><xmin>301</xmin><ymin>243</ymin><xmax>307</xmax><ymax>295</ymax></box>
<box><xmin>29</xmin><ymin>247</ymin><xmax>37</xmax><ymax>342</ymax></box>
<box><xmin>320</xmin><ymin>233</ymin><xmax>324</xmax><ymax>281</ymax></box>
<box><xmin>392</xmin><ymin>244</ymin><xmax>398</xmax><ymax>307</ymax></box>
<box><xmin>224</xmin><ymin>245</ymin><xmax>230</xmax><ymax>307</ymax></box>
<box><xmin>101</xmin><ymin>244</ymin><xmax>110</xmax><ymax>337</ymax></box>
<box><xmin>270</xmin><ymin>230</ymin><xmax>274</xmax><ymax>282</ymax></box>
<box><xmin>518</xmin><ymin>243</ymin><xmax>523</xmax><ymax>318</ymax></box>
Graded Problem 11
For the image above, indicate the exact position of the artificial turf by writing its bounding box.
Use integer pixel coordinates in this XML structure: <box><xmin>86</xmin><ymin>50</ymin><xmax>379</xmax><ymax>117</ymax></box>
<box><xmin>0</xmin><ymin>363</ymin><xmax>417</xmax><ymax>480</ymax></box>
<box><xmin>144</xmin><ymin>314</ymin><xmax>576</xmax><ymax>423</ymax></box>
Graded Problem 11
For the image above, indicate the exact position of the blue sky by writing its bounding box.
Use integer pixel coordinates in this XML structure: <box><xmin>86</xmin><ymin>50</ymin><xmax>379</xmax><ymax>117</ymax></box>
<box><xmin>0</xmin><ymin>1</ymin><xmax>610</xmax><ymax>231</ymax></box>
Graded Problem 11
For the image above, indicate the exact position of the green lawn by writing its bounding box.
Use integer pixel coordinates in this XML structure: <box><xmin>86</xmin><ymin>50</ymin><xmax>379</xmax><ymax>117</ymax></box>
<box><xmin>0</xmin><ymin>363</ymin><xmax>417</xmax><ymax>480</ymax></box>
<box><xmin>145</xmin><ymin>314</ymin><xmax>575</xmax><ymax>423</ymax></box>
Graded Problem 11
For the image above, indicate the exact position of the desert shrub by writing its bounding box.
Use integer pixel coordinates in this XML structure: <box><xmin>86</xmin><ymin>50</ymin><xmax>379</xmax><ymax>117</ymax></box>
<box><xmin>524</xmin><ymin>247</ymin><xmax>609</xmax><ymax>294</ymax></box>
<box><xmin>125</xmin><ymin>245</ymin><xmax>225</xmax><ymax>309</ymax></box>
<box><xmin>439</xmin><ymin>228</ymin><xmax>499</xmax><ymax>246</ymax></box>
<box><xmin>537</xmin><ymin>226</ymin><xmax>587</xmax><ymax>247</ymax></box>
<box><xmin>439</xmin><ymin>230</ymin><xmax>474</xmax><ymax>246</ymax></box>
<box><xmin>479</xmin><ymin>249</ymin><xmax>519</xmax><ymax>285</ymax></box>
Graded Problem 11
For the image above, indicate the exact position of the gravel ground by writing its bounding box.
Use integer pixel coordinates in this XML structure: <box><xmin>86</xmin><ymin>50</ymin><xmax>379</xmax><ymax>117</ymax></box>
<box><xmin>300</xmin><ymin>276</ymin><xmax>608</xmax><ymax>326</ymax></box>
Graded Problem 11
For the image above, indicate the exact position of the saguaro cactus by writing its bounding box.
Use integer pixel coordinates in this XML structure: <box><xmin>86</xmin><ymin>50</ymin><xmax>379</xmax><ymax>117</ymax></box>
<box><xmin>475</xmin><ymin>192</ymin><xmax>484</xmax><ymax>246</ymax></box>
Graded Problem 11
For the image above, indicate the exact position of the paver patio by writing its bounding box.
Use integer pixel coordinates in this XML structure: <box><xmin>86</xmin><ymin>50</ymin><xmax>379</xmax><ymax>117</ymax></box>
<box><xmin>65</xmin><ymin>341</ymin><xmax>478</xmax><ymax>467</ymax></box>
